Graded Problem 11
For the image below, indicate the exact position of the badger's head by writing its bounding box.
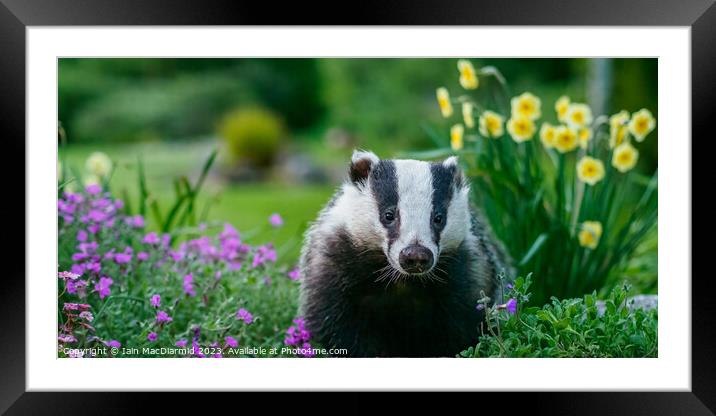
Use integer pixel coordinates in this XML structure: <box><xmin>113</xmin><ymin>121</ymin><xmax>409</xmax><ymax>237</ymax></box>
<box><xmin>339</xmin><ymin>149</ymin><xmax>471</xmax><ymax>276</ymax></box>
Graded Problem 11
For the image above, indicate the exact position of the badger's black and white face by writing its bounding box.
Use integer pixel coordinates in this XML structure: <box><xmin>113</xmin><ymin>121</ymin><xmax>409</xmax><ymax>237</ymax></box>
<box><xmin>326</xmin><ymin>150</ymin><xmax>471</xmax><ymax>276</ymax></box>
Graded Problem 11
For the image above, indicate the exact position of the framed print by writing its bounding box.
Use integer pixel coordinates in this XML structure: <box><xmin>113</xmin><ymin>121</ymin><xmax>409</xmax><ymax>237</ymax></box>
<box><xmin>2</xmin><ymin>0</ymin><xmax>712</xmax><ymax>413</ymax></box>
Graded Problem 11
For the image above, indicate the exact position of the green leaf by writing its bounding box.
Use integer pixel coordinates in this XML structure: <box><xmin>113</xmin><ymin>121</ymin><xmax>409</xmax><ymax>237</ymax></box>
<box><xmin>519</xmin><ymin>233</ymin><xmax>549</xmax><ymax>266</ymax></box>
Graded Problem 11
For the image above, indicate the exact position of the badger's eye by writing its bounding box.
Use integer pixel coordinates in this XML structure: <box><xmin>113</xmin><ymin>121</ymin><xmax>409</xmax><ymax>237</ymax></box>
<box><xmin>384</xmin><ymin>211</ymin><xmax>395</xmax><ymax>222</ymax></box>
<box><xmin>433</xmin><ymin>214</ymin><xmax>443</xmax><ymax>225</ymax></box>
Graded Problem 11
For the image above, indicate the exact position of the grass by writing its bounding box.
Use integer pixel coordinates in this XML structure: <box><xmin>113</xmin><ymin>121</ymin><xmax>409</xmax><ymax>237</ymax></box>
<box><xmin>60</xmin><ymin>140</ymin><xmax>336</xmax><ymax>264</ymax></box>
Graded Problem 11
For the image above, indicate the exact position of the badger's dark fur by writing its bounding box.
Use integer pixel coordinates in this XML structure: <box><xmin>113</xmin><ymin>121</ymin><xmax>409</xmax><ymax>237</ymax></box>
<box><xmin>299</xmin><ymin>151</ymin><xmax>511</xmax><ymax>357</ymax></box>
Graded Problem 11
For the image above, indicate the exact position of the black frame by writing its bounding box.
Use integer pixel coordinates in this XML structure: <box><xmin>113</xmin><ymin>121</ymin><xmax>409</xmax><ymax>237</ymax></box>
<box><xmin>1</xmin><ymin>0</ymin><xmax>711</xmax><ymax>413</ymax></box>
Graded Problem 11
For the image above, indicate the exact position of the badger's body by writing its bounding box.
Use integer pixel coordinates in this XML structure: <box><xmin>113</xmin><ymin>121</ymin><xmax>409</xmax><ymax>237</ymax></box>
<box><xmin>299</xmin><ymin>151</ymin><xmax>511</xmax><ymax>357</ymax></box>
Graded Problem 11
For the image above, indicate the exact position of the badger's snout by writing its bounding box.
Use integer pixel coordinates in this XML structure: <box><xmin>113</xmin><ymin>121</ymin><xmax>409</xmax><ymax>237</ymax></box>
<box><xmin>398</xmin><ymin>245</ymin><xmax>434</xmax><ymax>274</ymax></box>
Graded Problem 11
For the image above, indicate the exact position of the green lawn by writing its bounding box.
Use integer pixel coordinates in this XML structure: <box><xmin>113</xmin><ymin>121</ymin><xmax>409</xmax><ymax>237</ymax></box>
<box><xmin>60</xmin><ymin>140</ymin><xmax>337</xmax><ymax>264</ymax></box>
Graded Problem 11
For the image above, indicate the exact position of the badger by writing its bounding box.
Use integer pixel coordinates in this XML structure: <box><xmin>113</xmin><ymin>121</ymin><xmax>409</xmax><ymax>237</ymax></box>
<box><xmin>298</xmin><ymin>150</ymin><xmax>512</xmax><ymax>357</ymax></box>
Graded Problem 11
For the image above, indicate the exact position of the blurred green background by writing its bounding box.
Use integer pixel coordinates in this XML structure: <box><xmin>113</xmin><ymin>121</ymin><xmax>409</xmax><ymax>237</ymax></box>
<box><xmin>58</xmin><ymin>58</ymin><xmax>657</xmax><ymax>266</ymax></box>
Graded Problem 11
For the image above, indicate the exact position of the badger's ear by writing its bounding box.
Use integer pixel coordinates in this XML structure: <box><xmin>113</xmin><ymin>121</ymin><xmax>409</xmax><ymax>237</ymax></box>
<box><xmin>350</xmin><ymin>150</ymin><xmax>379</xmax><ymax>185</ymax></box>
<box><xmin>442</xmin><ymin>156</ymin><xmax>465</xmax><ymax>188</ymax></box>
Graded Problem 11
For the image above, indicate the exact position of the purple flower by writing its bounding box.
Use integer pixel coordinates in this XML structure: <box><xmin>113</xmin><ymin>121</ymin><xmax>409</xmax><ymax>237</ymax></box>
<box><xmin>269</xmin><ymin>213</ymin><xmax>284</xmax><ymax>227</ymax></box>
<box><xmin>225</xmin><ymin>336</ymin><xmax>238</xmax><ymax>348</ymax></box>
<box><xmin>183</xmin><ymin>273</ymin><xmax>196</xmax><ymax>297</ymax></box>
<box><xmin>147</xmin><ymin>332</ymin><xmax>158</xmax><ymax>342</ymax></box>
<box><xmin>114</xmin><ymin>252</ymin><xmax>132</xmax><ymax>265</ymax></box>
<box><xmin>143</xmin><ymin>232</ymin><xmax>161</xmax><ymax>245</ymax></box>
<box><xmin>150</xmin><ymin>294</ymin><xmax>161</xmax><ymax>308</ymax></box>
<box><xmin>106</xmin><ymin>340</ymin><xmax>121</xmax><ymax>348</ymax></box>
<box><xmin>191</xmin><ymin>338</ymin><xmax>205</xmax><ymax>358</ymax></box>
<box><xmin>506</xmin><ymin>298</ymin><xmax>518</xmax><ymax>315</ymax></box>
<box><xmin>58</xmin><ymin>334</ymin><xmax>77</xmax><ymax>343</ymax></box>
<box><xmin>287</xmin><ymin>267</ymin><xmax>300</xmax><ymax>281</ymax></box>
<box><xmin>63</xmin><ymin>302</ymin><xmax>91</xmax><ymax>311</ymax></box>
<box><xmin>66</xmin><ymin>279</ymin><xmax>88</xmax><ymax>297</ymax></box>
<box><xmin>85</xmin><ymin>262</ymin><xmax>101</xmax><ymax>275</ymax></box>
<box><xmin>114</xmin><ymin>199</ymin><xmax>124</xmax><ymax>210</ymax></box>
<box><xmin>126</xmin><ymin>215</ymin><xmax>144</xmax><ymax>228</ymax></box>
<box><xmin>175</xmin><ymin>339</ymin><xmax>188</xmax><ymax>348</ymax></box>
<box><xmin>137</xmin><ymin>251</ymin><xmax>150</xmax><ymax>261</ymax></box>
<box><xmin>284</xmin><ymin>317</ymin><xmax>311</xmax><ymax>347</ymax></box>
<box><xmin>156</xmin><ymin>310</ymin><xmax>173</xmax><ymax>323</ymax></box>
<box><xmin>236</xmin><ymin>308</ymin><xmax>253</xmax><ymax>324</ymax></box>
<box><xmin>252</xmin><ymin>244</ymin><xmax>277</xmax><ymax>268</ymax></box>
<box><xmin>506</xmin><ymin>283</ymin><xmax>514</xmax><ymax>290</ymax></box>
<box><xmin>94</xmin><ymin>276</ymin><xmax>113</xmax><ymax>299</ymax></box>
<box><xmin>76</xmin><ymin>229</ymin><xmax>88</xmax><ymax>242</ymax></box>
<box><xmin>58</xmin><ymin>271</ymin><xmax>80</xmax><ymax>280</ymax></box>
<box><xmin>85</xmin><ymin>184</ymin><xmax>102</xmax><ymax>195</ymax></box>
<box><xmin>79</xmin><ymin>311</ymin><xmax>94</xmax><ymax>322</ymax></box>
<box><xmin>476</xmin><ymin>303</ymin><xmax>486</xmax><ymax>311</ymax></box>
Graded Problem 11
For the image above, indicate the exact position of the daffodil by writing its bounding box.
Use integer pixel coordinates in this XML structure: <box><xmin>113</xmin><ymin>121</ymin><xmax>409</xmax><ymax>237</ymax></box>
<box><xmin>462</xmin><ymin>102</ymin><xmax>475</xmax><ymax>128</ymax></box>
<box><xmin>555</xmin><ymin>96</ymin><xmax>570</xmax><ymax>123</ymax></box>
<box><xmin>436</xmin><ymin>87</ymin><xmax>453</xmax><ymax>118</ymax></box>
<box><xmin>553</xmin><ymin>125</ymin><xmax>578</xmax><ymax>153</ymax></box>
<box><xmin>451</xmin><ymin>124</ymin><xmax>465</xmax><ymax>151</ymax></box>
<box><xmin>612</xmin><ymin>142</ymin><xmax>639</xmax><ymax>173</ymax></box>
<box><xmin>565</xmin><ymin>103</ymin><xmax>593</xmax><ymax>128</ymax></box>
<box><xmin>576</xmin><ymin>156</ymin><xmax>605</xmax><ymax>186</ymax></box>
<box><xmin>457</xmin><ymin>60</ymin><xmax>479</xmax><ymax>90</ymax></box>
<box><xmin>506</xmin><ymin>115</ymin><xmax>536</xmax><ymax>143</ymax></box>
<box><xmin>85</xmin><ymin>151</ymin><xmax>112</xmax><ymax>178</ymax></box>
<box><xmin>628</xmin><ymin>108</ymin><xmax>656</xmax><ymax>142</ymax></box>
<box><xmin>578</xmin><ymin>127</ymin><xmax>593</xmax><ymax>149</ymax></box>
<box><xmin>578</xmin><ymin>221</ymin><xmax>603</xmax><ymax>249</ymax></box>
<box><xmin>479</xmin><ymin>110</ymin><xmax>505</xmax><ymax>138</ymax></box>
<box><xmin>539</xmin><ymin>123</ymin><xmax>557</xmax><ymax>149</ymax></box>
<box><xmin>609</xmin><ymin>110</ymin><xmax>630</xmax><ymax>149</ymax></box>
<box><xmin>511</xmin><ymin>92</ymin><xmax>541</xmax><ymax>120</ymax></box>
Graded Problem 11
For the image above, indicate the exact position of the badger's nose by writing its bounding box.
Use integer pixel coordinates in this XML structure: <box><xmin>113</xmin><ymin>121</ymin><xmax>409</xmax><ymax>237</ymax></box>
<box><xmin>399</xmin><ymin>245</ymin><xmax>434</xmax><ymax>274</ymax></box>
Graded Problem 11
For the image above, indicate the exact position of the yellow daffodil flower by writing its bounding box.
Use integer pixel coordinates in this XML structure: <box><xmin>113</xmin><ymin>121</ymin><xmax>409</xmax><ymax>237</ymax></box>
<box><xmin>85</xmin><ymin>151</ymin><xmax>112</xmax><ymax>178</ymax></box>
<box><xmin>578</xmin><ymin>221</ymin><xmax>603</xmax><ymax>249</ymax></box>
<box><xmin>451</xmin><ymin>124</ymin><xmax>465</xmax><ymax>151</ymax></box>
<box><xmin>577</xmin><ymin>156</ymin><xmax>605</xmax><ymax>185</ymax></box>
<box><xmin>565</xmin><ymin>103</ymin><xmax>593</xmax><ymax>128</ymax></box>
<box><xmin>612</xmin><ymin>142</ymin><xmax>639</xmax><ymax>172</ymax></box>
<box><xmin>511</xmin><ymin>92</ymin><xmax>541</xmax><ymax>120</ymax></box>
<box><xmin>506</xmin><ymin>115</ymin><xmax>536</xmax><ymax>143</ymax></box>
<box><xmin>457</xmin><ymin>60</ymin><xmax>479</xmax><ymax>90</ymax></box>
<box><xmin>553</xmin><ymin>125</ymin><xmax>579</xmax><ymax>153</ymax></box>
<box><xmin>462</xmin><ymin>102</ymin><xmax>475</xmax><ymax>128</ymax></box>
<box><xmin>609</xmin><ymin>110</ymin><xmax>630</xmax><ymax>149</ymax></box>
<box><xmin>578</xmin><ymin>127</ymin><xmax>593</xmax><ymax>149</ymax></box>
<box><xmin>555</xmin><ymin>96</ymin><xmax>570</xmax><ymax>123</ymax></box>
<box><xmin>628</xmin><ymin>108</ymin><xmax>656</xmax><ymax>142</ymax></box>
<box><xmin>479</xmin><ymin>110</ymin><xmax>505</xmax><ymax>138</ymax></box>
<box><xmin>540</xmin><ymin>123</ymin><xmax>557</xmax><ymax>149</ymax></box>
<box><xmin>436</xmin><ymin>87</ymin><xmax>453</xmax><ymax>118</ymax></box>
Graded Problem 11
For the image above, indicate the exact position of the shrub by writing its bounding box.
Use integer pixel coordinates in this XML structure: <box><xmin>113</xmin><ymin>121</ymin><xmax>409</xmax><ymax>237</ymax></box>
<box><xmin>459</xmin><ymin>274</ymin><xmax>658</xmax><ymax>358</ymax></box>
<box><xmin>421</xmin><ymin>60</ymin><xmax>657</xmax><ymax>305</ymax></box>
<box><xmin>57</xmin><ymin>184</ymin><xmax>315</xmax><ymax>358</ymax></box>
<box><xmin>218</xmin><ymin>107</ymin><xmax>285</xmax><ymax>169</ymax></box>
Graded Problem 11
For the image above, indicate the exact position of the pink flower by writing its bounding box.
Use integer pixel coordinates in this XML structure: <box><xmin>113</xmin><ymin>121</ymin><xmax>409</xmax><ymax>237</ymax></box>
<box><xmin>225</xmin><ymin>336</ymin><xmax>238</xmax><ymax>348</ymax></box>
<box><xmin>269</xmin><ymin>213</ymin><xmax>284</xmax><ymax>227</ymax></box>
<box><xmin>94</xmin><ymin>276</ymin><xmax>113</xmax><ymax>299</ymax></box>
<box><xmin>106</xmin><ymin>340</ymin><xmax>121</xmax><ymax>348</ymax></box>
<box><xmin>150</xmin><ymin>294</ymin><xmax>161</xmax><ymax>308</ymax></box>
<box><xmin>156</xmin><ymin>310</ymin><xmax>173</xmax><ymax>323</ymax></box>
<box><xmin>236</xmin><ymin>308</ymin><xmax>253</xmax><ymax>324</ymax></box>
<box><xmin>137</xmin><ymin>251</ymin><xmax>150</xmax><ymax>261</ymax></box>
<box><xmin>142</xmin><ymin>232</ymin><xmax>161</xmax><ymax>245</ymax></box>
<box><xmin>175</xmin><ymin>339</ymin><xmax>188</xmax><ymax>348</ymax></box>
<box><xmin>183</xmin><ymin>273</ymin><xmax>196</xmax><ymax>297</ymax></box>
<box><xmin>287</xmin><ymin>267</ymin><xmax>301</xmax><ymax>281</ymax></box>
<box><xmin>147</xmin><ymin>332</ymin><xmax>158</xmax><ymax>342</ymax></box>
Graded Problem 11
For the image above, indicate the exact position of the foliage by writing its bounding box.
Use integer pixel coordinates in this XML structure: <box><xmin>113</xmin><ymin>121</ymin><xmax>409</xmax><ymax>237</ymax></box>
<box><xmin>417</xmin><ymin>60</ymin><xmax>658</xmax><ymax>304</ymax></box>
<box><xmin>59</xmin><ymin>58</ymin><xmax>325</xmax><ymax>143</ymax></box>
<box><xmin>218</xmin><ymin>107</ymin><xmax>285</xmax><ymax>169</ymax></box>
<box><xmin>459</xmin><ymin>274</ymin><xmax>658</xmax><ymax>358</ymax></box>
<box><xmin>57</xmin><ymin>184</ymin><xmax>313</xmax><ymax>358</ymax></box>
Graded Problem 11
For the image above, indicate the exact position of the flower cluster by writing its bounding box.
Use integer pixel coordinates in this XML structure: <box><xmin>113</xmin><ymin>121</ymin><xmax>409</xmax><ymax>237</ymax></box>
<box><xmin>57</xmin><ymin>183</ymin><xmax>296</xmax><ymax>358</ymax></box>
<box><xmin>434</xmin><ymin>60</ymin><xmax>656</xmax><ymax>252</ymax></box>
<box><xmin>284</xmin><ymin>317</ymin><xmax>314</xmax><ymax>357</ymax></box>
